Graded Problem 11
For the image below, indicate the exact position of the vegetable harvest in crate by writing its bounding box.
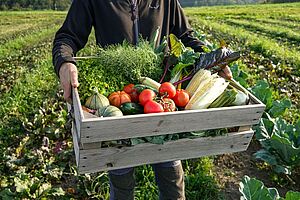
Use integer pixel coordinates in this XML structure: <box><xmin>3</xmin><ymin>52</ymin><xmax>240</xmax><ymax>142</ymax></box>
<box><xmin>76</xmin><ymin>34</ymin><xmax>248</xmax><ymax>146</ymax></box>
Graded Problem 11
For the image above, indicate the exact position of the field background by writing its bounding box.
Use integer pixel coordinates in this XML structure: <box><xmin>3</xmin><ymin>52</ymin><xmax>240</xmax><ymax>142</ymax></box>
<box><xmin>0</xmin><ymin>2</ymin><xmax>299</xmax><ymax>199</ymax></box>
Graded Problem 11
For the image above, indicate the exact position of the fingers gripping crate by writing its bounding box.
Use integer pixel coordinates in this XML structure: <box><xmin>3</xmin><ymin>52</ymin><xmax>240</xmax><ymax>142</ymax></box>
<box><xmin>69</xmin><ymin>83</ymin><xmax>265</xmax><ymax>174</ymax></box>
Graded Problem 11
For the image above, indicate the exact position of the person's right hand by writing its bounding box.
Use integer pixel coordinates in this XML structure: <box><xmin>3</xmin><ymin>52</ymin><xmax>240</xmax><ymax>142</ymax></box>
<box><xmin>59</xmin><ymin>62</ymin><xmax>79</xmax><ymax>103</ymax></box>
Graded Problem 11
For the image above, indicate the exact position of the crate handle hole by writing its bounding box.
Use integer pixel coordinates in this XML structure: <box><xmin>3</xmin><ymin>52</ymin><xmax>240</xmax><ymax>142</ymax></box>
<box><xmin>82</xmin><ymin>166</ymin><xmax>86</xmax><ymax>168</ymax></box>
<box><xmin>83</xmin><ymin>157</ymin><xmax>87</xmax><ymax>159</ymax></box>
<box><xmin>230</xmin><ymin>145</ymin><xmax>234</xmax><ymax>148</ymax></box>
<box><xmin>107</xmin><ymin>163</ymin><xmax>114</xmax><ymax>167</ymax></box>
<box><xmin>243</xmin><ymin>143</ymin><xmax>248</xmax><ymax>145</ymax></box>
<box><xmin>86</xmin><ymin>136</ymin><xmax>90</xmax><ymax>138</ymax></box>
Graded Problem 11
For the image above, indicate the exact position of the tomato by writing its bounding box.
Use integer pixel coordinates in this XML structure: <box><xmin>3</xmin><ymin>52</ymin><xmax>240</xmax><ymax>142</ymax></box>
<box><xmin>159</xmin><ymin>82</ymin><xmax>176</xmax><ymax>98</ymax></box>
<box><xmin>108</xmin><ymin>91</ymin><xmax>131</xmax><ymax>108</ymax></box>
<box><xmin>173</xmin><ymin>89</ymin><xmax>190</xmax><ymax>107</ymax></box>
<box><xmin>160</xmin><ymin>98</ymin><xmax>176</xmax><ymax>112</ymax></box>
<box><xmin>129</xmin><ymin>88</ymin><xmax>139</xmax><ymax>103</ymax></box>
<box><xmin>139</xmin><ymin>89</ymin><xmax>156</xmax><ymax>106</ymax></box>
<box><xmin>144</xmin><ymin>100</ymin><xmax>164</xmax><ymax>114</ymax></box>
<box><xmin>122</xmin><ymin>84</ymin><xmax>139</xmax><ymax>102</ymax></box>
<box><xmin>123</xmin><ymin>83</ymin><xmax>135</xmax><ymax>94</ymax></box>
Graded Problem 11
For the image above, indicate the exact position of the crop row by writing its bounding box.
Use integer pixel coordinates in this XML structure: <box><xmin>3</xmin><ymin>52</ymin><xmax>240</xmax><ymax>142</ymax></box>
<box><xmin>185</xmin><ymin>3</ymin><xmax>300</xmax><ymax>21</ymax></box>
<box><xmin>0</xmin><ymin>26</ymin><xmax>62</xmax><ymax>96</ymax></box>
<box><xmin>188</xmin><ymin>17</ymin><xmax>300</xmax><ymax>71</ymax></box>
<box><xmin>228</xmin><ymin>16</ymin><xmax>300</xmax><ymax>31</ymax></box>
<box><xmin>0</xmin><ymin>18</ymin><xmax>64</xmax><ymax>44</ymax></box>
<box><xmin>223</xmin><ymin>19</ymin><xmax>300</xmax><ymax>49</ymax></box>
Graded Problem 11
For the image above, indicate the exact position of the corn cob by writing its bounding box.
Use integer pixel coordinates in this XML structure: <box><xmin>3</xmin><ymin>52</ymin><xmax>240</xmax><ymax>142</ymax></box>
<box><xmin>185</xmin><ymin>77</ymin><xmax>229</xmax><ymax>110</ymax></box>
<box><xmin>185</xmin><ymin>69</ymin><xmax>211</xmax><ymax>97</ymax></box>
<box><xmin>138</xmin><ymin>76</ymin><xmax>161</xmax><ymax>90</ymax></box>
<box><xmin>209</xmin><ymin>87</ymin><xmax>238</xmax><ymax>108</ymax></box>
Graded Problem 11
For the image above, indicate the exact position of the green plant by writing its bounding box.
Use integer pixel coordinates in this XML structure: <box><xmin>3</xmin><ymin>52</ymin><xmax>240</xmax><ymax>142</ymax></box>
<box><xmin>239</xmin><ymin>175</ymin><xmax>300</xmax><ymax>200</ymax></box>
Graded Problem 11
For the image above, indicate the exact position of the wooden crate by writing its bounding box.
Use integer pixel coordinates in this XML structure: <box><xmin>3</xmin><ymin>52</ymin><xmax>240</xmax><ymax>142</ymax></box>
<box><xmin>70</xmin><ymin>82</ymin><xmax>265</xmax><ymax>174</ymax></box>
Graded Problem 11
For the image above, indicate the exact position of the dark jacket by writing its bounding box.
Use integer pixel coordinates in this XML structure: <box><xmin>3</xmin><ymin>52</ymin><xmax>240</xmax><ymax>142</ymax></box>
<box><xmin>52</xmin><ymin>0</ymin><xmax>205</xmax><ymax>76</ymax></box>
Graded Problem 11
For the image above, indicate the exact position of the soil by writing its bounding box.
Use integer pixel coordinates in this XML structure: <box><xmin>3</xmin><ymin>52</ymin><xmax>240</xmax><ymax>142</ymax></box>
<box><xmin>213</xmin><ymin>139</ymin><xmax>300</xmax><ymax>199</ymax></box>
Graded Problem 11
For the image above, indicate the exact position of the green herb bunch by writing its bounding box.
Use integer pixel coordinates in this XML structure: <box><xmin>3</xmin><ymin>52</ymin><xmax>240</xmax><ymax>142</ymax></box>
<box><xmin>77</xmin><ymin>40</ymin><xmax>163</xmax><ymax>101</ymax></box>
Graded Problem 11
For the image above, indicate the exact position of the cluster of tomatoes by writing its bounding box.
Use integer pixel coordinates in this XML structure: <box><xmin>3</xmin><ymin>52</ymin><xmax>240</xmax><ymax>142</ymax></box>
<box><xmin>108</xmin><ymin>82</ymin><xmax>190</xmax><ymax>114</ymax></box>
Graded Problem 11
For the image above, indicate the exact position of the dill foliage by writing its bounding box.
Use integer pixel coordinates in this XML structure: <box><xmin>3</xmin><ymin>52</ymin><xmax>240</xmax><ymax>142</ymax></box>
<box><xmin>77</xmin><ymin>40</ymin><xmax>164</xmax><ymax>101</ymax></box>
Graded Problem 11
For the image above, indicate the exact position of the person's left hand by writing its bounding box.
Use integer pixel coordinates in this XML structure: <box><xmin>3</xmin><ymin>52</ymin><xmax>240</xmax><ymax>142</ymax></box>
<box><xmin>218</xmin><ymin>65</ymin><xmax>232</xmax><ymax>80</ymax></box>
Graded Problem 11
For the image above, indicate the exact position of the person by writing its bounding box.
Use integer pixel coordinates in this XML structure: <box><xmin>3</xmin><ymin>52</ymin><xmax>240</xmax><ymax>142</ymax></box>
<box><xmin>52</xmin><ymin>0</ymin><xmax>232</xmax><ymax>199</ymax></box>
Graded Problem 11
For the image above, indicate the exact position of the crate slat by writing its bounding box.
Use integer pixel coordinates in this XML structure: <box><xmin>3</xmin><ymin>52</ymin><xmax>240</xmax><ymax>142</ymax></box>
<box><xmin>72</xmin><ymin>88</ymin><xmax>83</xmax><ymax>139</ymax></box>
<box><xmin>71</xmin><ymin>121</ymin><xmax>80</xmax><ymax>167</ymax></box>
<box><xmin>78</xmin><ymin>129</ymin><xmax>253</xmax><ymax>174</ymax></box>
<box><xmin>80</xmin><ymin>104</ymin><xmax>263</xmax><ymax>143</ymax></box>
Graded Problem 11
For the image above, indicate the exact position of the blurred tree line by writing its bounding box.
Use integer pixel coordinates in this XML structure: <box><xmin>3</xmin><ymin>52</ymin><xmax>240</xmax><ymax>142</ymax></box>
<box><xmin>180</xmin><ymin>0</ymin><xmax>300</xmax><ymax>7</ymax></box>
<box><xmin>0</xmin><ymin>0</ymin><xmax>299</xmax><ymax>10</ymax></box>
<box><xmin>0</xmin><ymin>0</ymin><xmax>70</xmax><ymax>10</ymax></box>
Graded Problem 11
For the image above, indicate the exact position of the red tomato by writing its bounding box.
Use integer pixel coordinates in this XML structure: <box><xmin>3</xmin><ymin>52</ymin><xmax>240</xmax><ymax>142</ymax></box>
<box><xmin>173</xmin><ymin>89</ymin><xmax>190</xmax><ymax>107</ymax></box>
<box><xmin>108</xmin><ymin>91</ymin><xmax>131</xmax><ymax>108</ymax></box>
<box><xmin>123</xmin><ymin>84</ymin><xmax>139</xmax><ymax>102</ymax></box>
<box><xmin>144</xmin><ymin>100</ymin><xmax>164</xmax><ymax>113</ymax></box>
<box><xmin>123</xmin><ymin>83</ymin><xmax>135</xmax><ymax>94</ymax></box>
<box><xmin>159</xmin><ymin>82</ymin><xmax>176</xmax><ymax>98</ymax></box>
<box><xmin>139</xmin><ymin>89</ymin><xmax>156</xmax><ymax>106</ymax></box>
<box><xmin>160</xmin><ymin>98</ymin><xmax>176</xmax><ymax>112</ymax></box>
<box><xmin>129</xmin><ymin>88</ymin><xmax>139</xmax><ymax>103</ymax></box>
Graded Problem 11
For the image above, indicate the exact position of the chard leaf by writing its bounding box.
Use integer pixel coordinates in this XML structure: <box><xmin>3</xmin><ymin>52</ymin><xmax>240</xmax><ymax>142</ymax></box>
<box><xmin>250</xmin><ymin>80</ymin><xmax>273</xmax><ymax>110</ymax></box>
<box><xmin>169</xmin><ymin>70</ymin><xmax>182</xmax><ymax>84</ymax></box>
<box><xmin>269</xmin><ymin>99</ymin><xmax>291</xmax><ymax>118</ymax></box>
<box><xmin>178</xmin><ymin>48</ymin><xmax>199</xmax><ymax>64</ymax></box>
<box><xmin>169</xmin><ymin>34</ymin><xmax>185</xmax><ymax>57</ymax></box>
<box><xmin>239</xmin><ymin>175</ymin><xmax>280</xmax><ymax>200</ymax></box>
<box><xmin>170</xmin><ymin>63</ymin><xmax>191</xmax><ymax>79</ymax></box>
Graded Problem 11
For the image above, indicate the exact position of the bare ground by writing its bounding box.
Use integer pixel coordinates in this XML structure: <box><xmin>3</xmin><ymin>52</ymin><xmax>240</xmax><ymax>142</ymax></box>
<box><xmin>213</xmin><ymin>139</ymin><xmax>300</xmax><ymax>199</ymax></box>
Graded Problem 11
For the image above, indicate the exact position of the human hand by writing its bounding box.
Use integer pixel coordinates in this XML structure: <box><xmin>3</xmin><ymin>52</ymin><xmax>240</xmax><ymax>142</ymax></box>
<box><xmin>59</xmin><ymin>62</ymin><xmax>79</xmax><ymax>103</ymax></box>
<box><xmin>218</xmin><ymin>65</ymin><xmax>232</xmax><ymax>80</ymax></box>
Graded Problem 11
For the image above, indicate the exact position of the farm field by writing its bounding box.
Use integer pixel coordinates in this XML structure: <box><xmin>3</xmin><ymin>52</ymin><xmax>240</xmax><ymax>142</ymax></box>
<box><xmin>0</xmin><ymin>3</ymin><xmax>300</xmax><ymax>200</ymax></box>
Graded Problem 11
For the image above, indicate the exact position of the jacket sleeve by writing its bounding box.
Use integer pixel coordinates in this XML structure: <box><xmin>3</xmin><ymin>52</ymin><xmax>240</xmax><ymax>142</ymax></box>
<box><xmin>170</xmin><ymin>0</ymin><xmax>205</xmax><ymax>52</ymax></box>
<box><xmin>52</xmin><ymin>0</ymin><xmax>94</xmax><ymax>77</ymax></box>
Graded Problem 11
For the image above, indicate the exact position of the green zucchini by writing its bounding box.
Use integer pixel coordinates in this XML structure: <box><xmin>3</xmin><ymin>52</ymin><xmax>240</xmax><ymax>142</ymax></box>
<box><xmin>120</xmin><ymin>102</ymin><xmax>144</xmax><ymax>115</ymax></box>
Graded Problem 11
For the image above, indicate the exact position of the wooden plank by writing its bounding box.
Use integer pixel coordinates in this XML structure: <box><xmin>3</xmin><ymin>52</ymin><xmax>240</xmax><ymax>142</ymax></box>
<box><xmin>71</xmin><ymin>121</ymin><xmax>80</xmax><ymax>167</ymax></box>
<box><xmin>72</xmin><ymin>87</ymin><xmax>84</xmax><ymax>139</ymax></box>
<box><xmin>80</xmin><ymin>104</ymin><xmax>264</xmax><ymax>143</ymax></box>
<box><xmin>78</xmin><ymin>130</ymin><xmax>254</xmax><ymax>174</ymax></box>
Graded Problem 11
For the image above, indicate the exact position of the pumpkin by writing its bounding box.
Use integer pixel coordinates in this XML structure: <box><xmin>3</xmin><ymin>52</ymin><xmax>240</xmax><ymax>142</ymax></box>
<box><xmin>96</xmin><ymin>105</ymin><xmax>123</xmax><ymax>117</ymax></box>
<box><xmin>108</xmin><ymin>91</ymin><xmax>131</xmax><ymax>108</ymax></box>
<box><xmin>85</xmin><ymin>89</ymin><xmax>110</xmax><ymax>110</ymax></box>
